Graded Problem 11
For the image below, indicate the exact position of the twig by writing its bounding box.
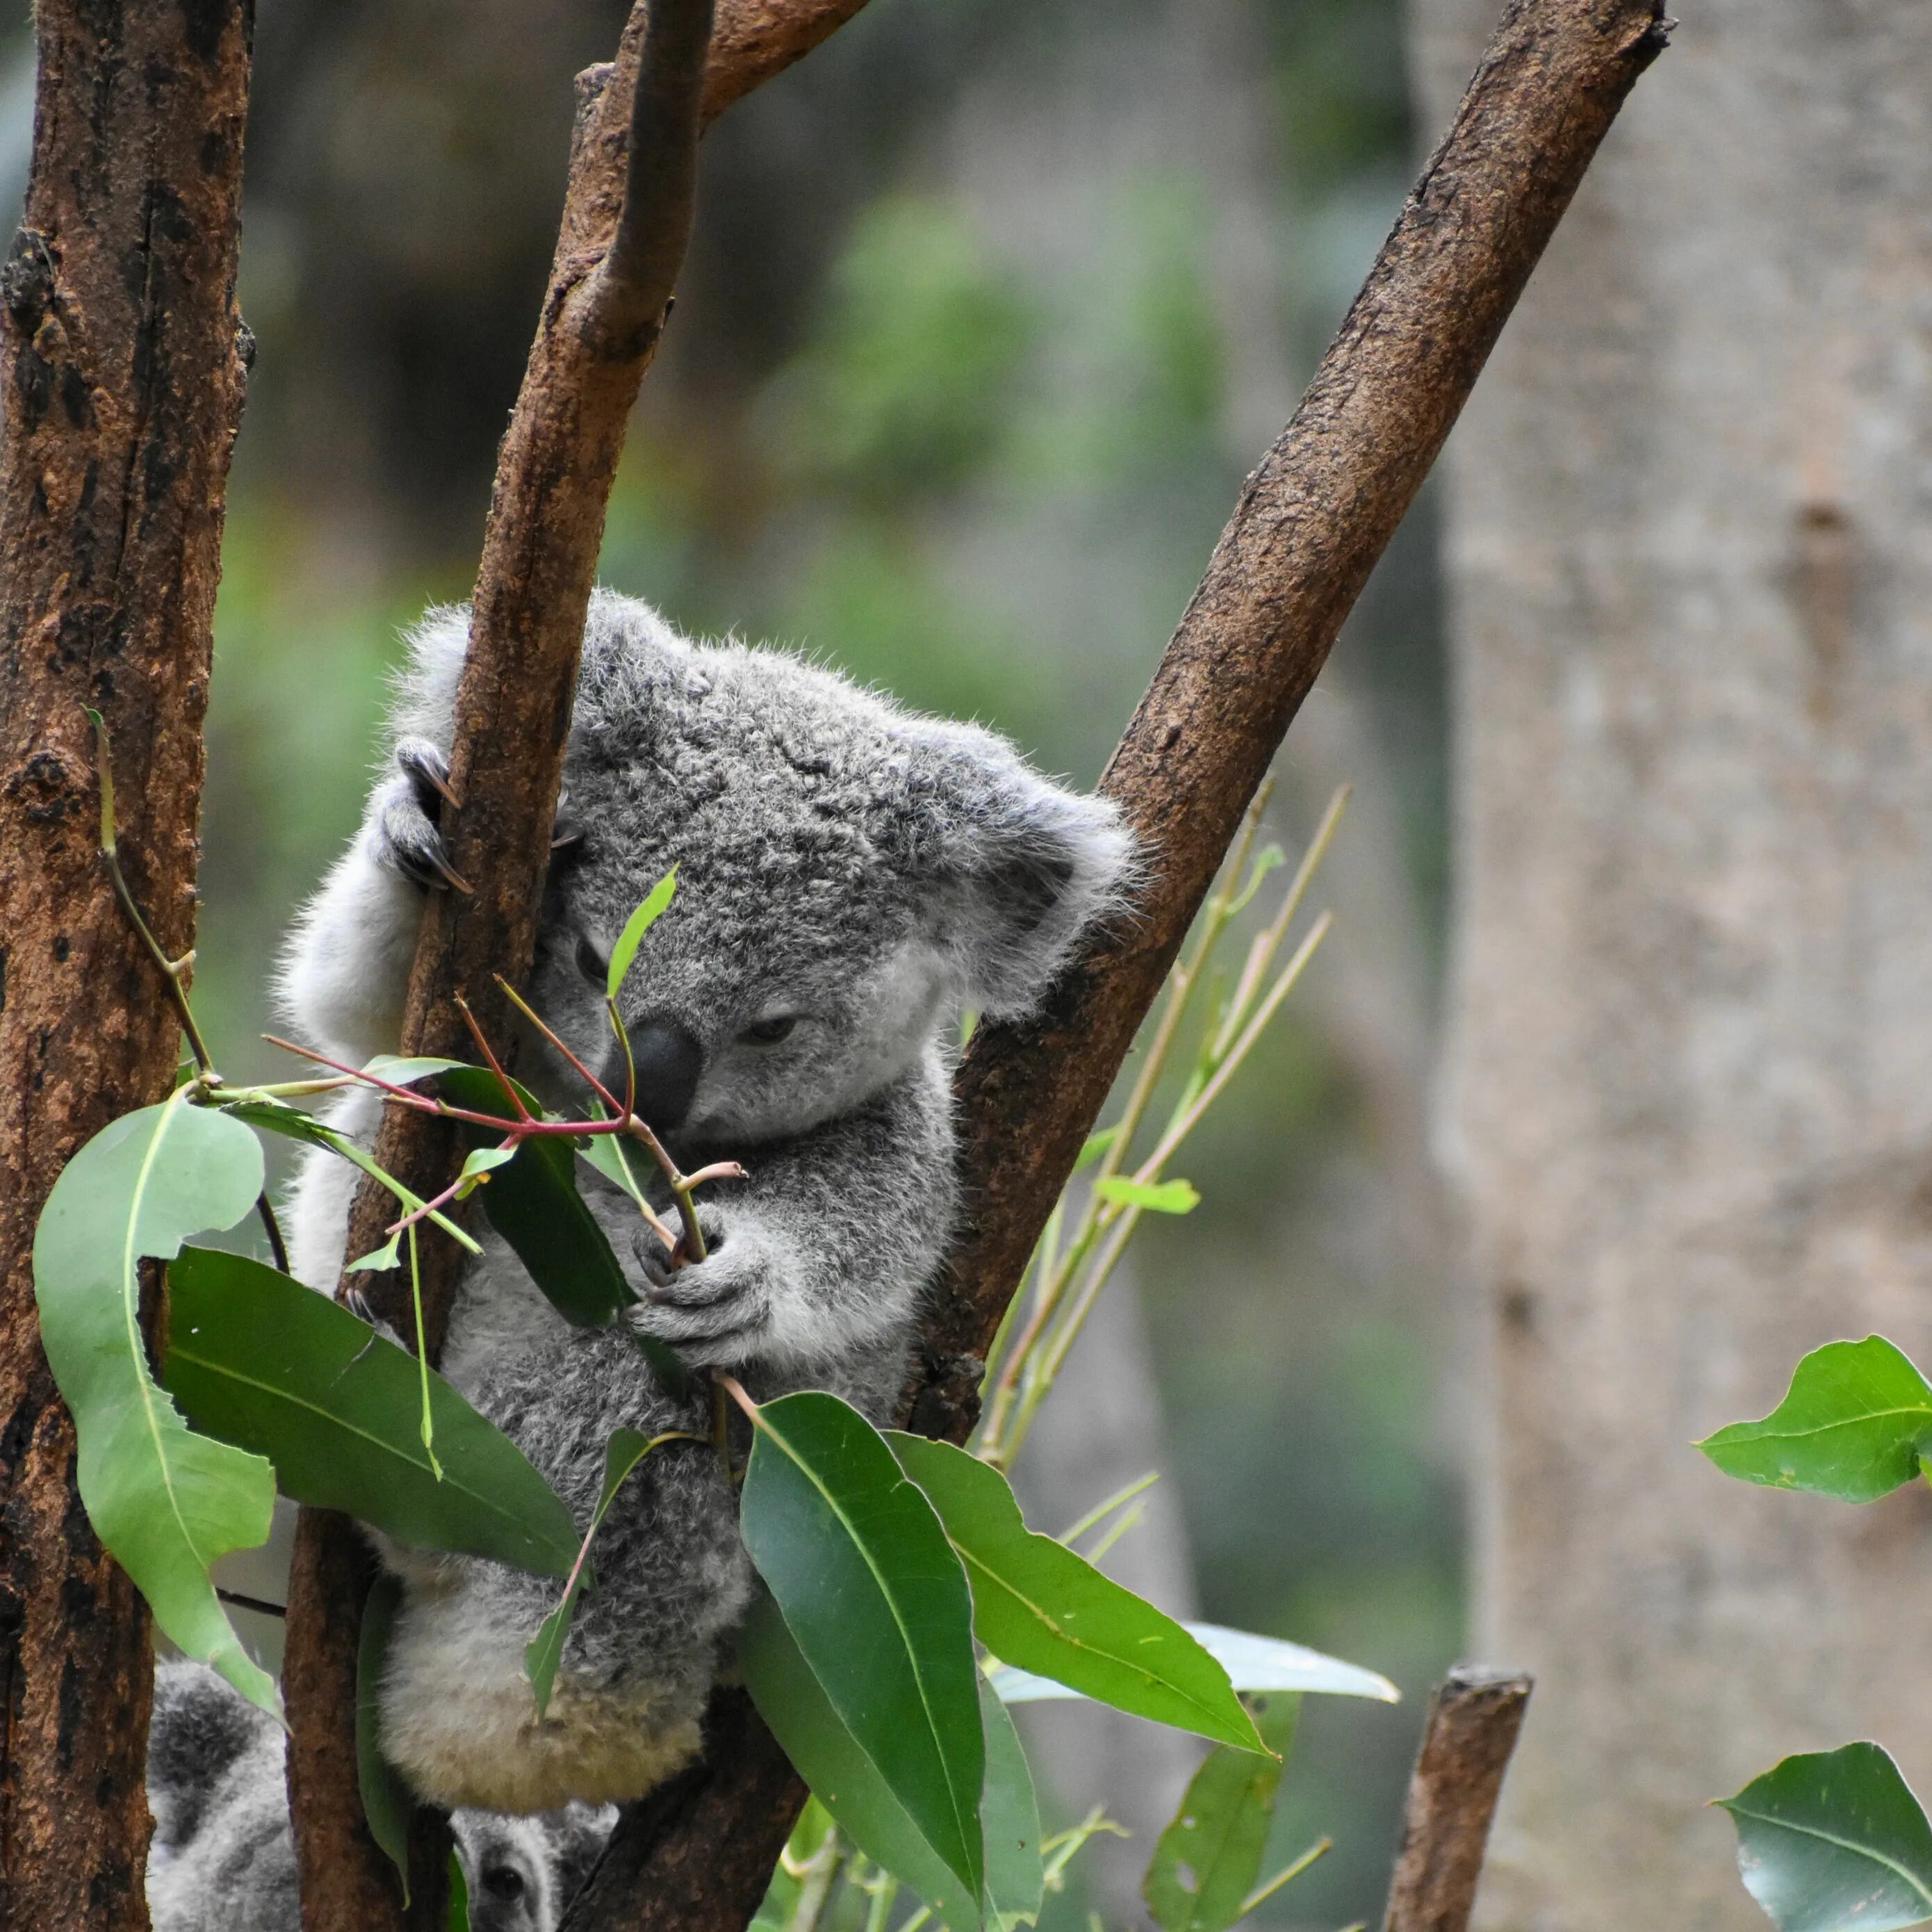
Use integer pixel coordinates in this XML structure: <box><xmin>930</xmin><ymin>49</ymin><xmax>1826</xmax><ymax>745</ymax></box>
<box><xmin>1380</xmin><ymin>1667</ymin><xmax>1532</xmax><ymax>1932</ymax></box>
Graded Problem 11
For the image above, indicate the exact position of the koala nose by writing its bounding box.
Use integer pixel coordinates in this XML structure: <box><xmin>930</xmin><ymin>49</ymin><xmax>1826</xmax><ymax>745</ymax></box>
<box><xmin>611</xmin><ymin>1018</ymin><xmax>703</xmax><ymax>1132</ymax></box>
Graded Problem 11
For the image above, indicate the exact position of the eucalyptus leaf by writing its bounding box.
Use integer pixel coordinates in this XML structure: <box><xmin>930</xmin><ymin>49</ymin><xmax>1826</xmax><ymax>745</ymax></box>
<box><xmin>740</xmin><ymin>1591</ymin><xmax>981</xmax><ymax>1929</ymax></box>
<box><xmin>888</xmin><ymin>1434</ymin><xmax>1263</xmax><ymax>1753</ymax></box>
<box><xmin>359</xmin><ymin>1574</ymin><xmax>416</xmax><ymax>1899</ymax></box>
<box><xmin>740</xmin><ymin>1391</ymin><xmax>985</xmax><ymax>1904</ymax></box>
<box><xmin>526</xmin><ymin>1426</ymin><xmax>702</xmax><ymax>1717</ymax></box>
<box><xmin>224</xmin><ymin>1098</ymin><xmax>478</xmax><ymax>1254</ymax></box>
<box><xmin>454</xmin><ymin>1145</ymin><xmax>516</xmax><ymax>1198</ymax></box>
<box><xmin>980</xmin><ymin>1678</ymin><xmax>1043</xmax><ymax>1932</ymax></box>
<box><xmin>1719</xmin><ymin>1743</ymin><xmax>1932</xmax><ymax>1932</ymax></box>
<box><xmin>163</xmin><ymin>1245</ymin><xmax>575</xmax><ymax>1577</ymax></box>
<box><xmin>607</xmin><ymin>869</ymin><xmax>678</xmax><ymax>1000</ymax></box>
<box><xmin>1142</xmin><ymin>1694</ymin><xmax>1299</xmax><ymax>1932</ymax></box>
<box><xmin>363</xmin><ymin>1055</ymin><xmax>470</xmax><ymax>1088</ymax></box>
<box><xmin>447</xmin><ymin>1848</ymin><xmax>470</xmax><ymax>1932</ymax></box>
<box><xmin>1074</xmin><ymin>1129</ymin><xmax>1118</xmax><ymax>1173</ymax></box>
<box><xmin>985</xmin><ymin>1622</ymin><xmax>1396</xmax><ymax>1708</ymax></box>
<box><xmin>1092</xmin><ymin>1177</ymin><xmax>1200</xmax><ymax>1215</ymax></box>
<box><xmin>32</xmin><ymin>1097</ymin><xmax>279</xmax><ymax>1715</ymax></box>
<box><xmin>1698</xmin><ymin>1339</ymin><xmax>1932</xmax><ymax>1504</ymax></box>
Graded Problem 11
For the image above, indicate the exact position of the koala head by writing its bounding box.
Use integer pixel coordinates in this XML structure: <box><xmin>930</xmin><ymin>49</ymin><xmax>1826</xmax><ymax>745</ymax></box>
<box><xmin>443</xmin><ymin>592</ymin><xmax>1137</xmax><ymax>1145</ymax></box>
<box><xmin>454</xmin><ymin>1808</ymin><xmax>581</xmax><ymax>1932</ymax></box>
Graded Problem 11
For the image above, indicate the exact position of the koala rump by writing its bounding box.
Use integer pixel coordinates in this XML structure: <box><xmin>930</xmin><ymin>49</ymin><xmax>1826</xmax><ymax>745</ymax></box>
<box><xmin>277</xmin><ymin>591</ymin><xmax>1133</xmax><ymax>1811</ymax></box>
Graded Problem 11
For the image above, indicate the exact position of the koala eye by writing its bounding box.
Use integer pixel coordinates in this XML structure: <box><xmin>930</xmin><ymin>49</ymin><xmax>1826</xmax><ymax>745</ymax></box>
<box><xmin>574</xmin><ymin>931</ymin><xmax>609</xmax><ymax>985</ymax></box>
<box><xmin>740</xmin><ymin>1015</ymin><xmax>798</xmax><ymax>1047</ymax></box>
<box><xmin>481</xmin><ymin>1865</ymin><xmax>525</xmax><ymax>1902</ymax></box>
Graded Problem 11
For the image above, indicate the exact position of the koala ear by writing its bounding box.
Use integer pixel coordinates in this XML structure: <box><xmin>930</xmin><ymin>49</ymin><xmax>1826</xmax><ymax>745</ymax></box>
<box><xmin>907</xmin><ymin>723</ymin><xmax>1137</xmax><ymax>1020</ymax></box>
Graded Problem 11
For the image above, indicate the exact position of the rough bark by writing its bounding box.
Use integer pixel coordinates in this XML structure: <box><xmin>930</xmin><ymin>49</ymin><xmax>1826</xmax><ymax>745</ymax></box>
<box><xmin>1413</xmin><ymin>1</ymin><xmax>1932</xmax><ymax>1923</ymax></box>
<box><xmin>1381</xmin><ymin>1669</ymin><xmax>1531</xmax><ymax>1932</ymax></box>
<box><xmin>564</xmin><ymin>3</ymin><xmax>1665</xmax><ymax>1926</ymax></box>
<box><xmin>0</xmin><ymin>2</ymin><xmax>253</xmax><ymax>1925</ymax></box>
<box><xmin>284</xmin><ymin>3</ymin><xmax>880</xmax><ymax>1926</ymax></box>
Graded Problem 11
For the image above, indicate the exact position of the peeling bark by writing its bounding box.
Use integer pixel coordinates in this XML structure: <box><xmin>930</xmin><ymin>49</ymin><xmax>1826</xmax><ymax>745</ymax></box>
<box><xmin>0</xmin><ymin>1</ymin><xmax>254</xmax><ymax>1926</ymax></box>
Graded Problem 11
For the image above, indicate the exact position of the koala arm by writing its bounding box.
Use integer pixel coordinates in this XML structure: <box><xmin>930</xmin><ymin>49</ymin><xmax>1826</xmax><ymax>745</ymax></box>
<box><xmin>628</xmin><ymin>1058</ymin><xmax>956</xmax><ymax>1380</ymax></box>
<box><xmin>277</xmin><ymin>740</ymin><xmax>461</xmax><ymax>1065</ymax></box>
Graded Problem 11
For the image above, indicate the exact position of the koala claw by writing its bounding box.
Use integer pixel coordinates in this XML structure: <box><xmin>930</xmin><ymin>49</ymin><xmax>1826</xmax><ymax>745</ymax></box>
<box><xmin>378</xmin><ymin>738</ymin><xmax>471</xmax><ymax>894</ymax></box>
<box><xmin>628</xmin><ymin>1227</ymin><xmax>770</xmax><ymax>1358</ymax></box>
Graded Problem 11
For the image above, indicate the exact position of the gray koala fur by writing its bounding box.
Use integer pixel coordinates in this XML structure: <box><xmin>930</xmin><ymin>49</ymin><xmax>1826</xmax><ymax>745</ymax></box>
<box><xmin>277</xmin><ymin>589</ymin><xmax>1133</xmax><ymax>1813</ymax></box>
<box><xmin>146</xmin><ymin>1661</ymin><xmax>614</xmax><ymax>1932</ymax></box>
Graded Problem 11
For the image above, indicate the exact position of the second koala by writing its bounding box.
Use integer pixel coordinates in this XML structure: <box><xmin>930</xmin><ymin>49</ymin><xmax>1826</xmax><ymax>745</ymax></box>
<box><xmin>280</xmin><ymin>591</ymin><xmax>1130</xmax><ymax>1814</ymax></box>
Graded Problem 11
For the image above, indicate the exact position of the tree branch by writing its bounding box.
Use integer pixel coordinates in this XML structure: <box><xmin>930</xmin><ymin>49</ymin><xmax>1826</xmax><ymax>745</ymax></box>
<box><xmin>284</xmin><ymin>3</ymin><xmax>881</xmax><ymax>1927</ymax></box>
<box><xmin>0</xmin><ymin>1</ymin><xmax>253</xmax><ymax>1924</ymax></box>
<box><xmin>1381</xmin><ymin>1667</ymin><xmax>1533</xmax><ymax>1932</ymax></box>
<box><xmin>564</xmin><ymin>1</ymin><xmax>1664</xmax><ymax>1926</ymax></box>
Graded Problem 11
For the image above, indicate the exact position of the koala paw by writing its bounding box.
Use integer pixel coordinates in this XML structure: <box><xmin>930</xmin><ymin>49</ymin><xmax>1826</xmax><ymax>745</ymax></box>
<box><xmin>629</xmin><ymin>1217</ymin><xmax>774</xmax><ymax>1364</ymax></box>
<box><xmin>375</xmin><ymin>738</ymin><xmax>470</xmax><ymax>894</ymax></box>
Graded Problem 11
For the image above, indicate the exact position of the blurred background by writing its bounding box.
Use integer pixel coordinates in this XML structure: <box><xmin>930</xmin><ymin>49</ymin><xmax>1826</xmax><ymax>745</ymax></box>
<box><xmin>5</xmin><ymin>3</ymin><xmax>1461</xmax><ymax>1924</ymax></box>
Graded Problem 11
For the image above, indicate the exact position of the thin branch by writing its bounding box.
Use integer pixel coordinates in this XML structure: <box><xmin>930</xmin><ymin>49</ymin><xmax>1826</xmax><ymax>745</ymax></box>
<box><xmin>596</xmin><ymin>0</ymin><xmax>717</xmax><ymax>352</ymax></box>
<box><xmin>1381</xmin><ymin>1667</ymin><xmax>1533</xmax><ymax>1932</ymax></box>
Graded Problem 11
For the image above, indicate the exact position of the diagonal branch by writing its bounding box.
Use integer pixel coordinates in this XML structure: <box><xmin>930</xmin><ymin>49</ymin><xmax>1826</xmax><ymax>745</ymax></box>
<box><xmin>564</xmin><ymin>1</ymin><xmax>1664</xmax><ymax>1926</ymax></box>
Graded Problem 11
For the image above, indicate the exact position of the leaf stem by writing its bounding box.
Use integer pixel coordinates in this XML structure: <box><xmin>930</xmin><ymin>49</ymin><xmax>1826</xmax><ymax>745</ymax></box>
<box><xmin>1238</xmin><ymin>1836</ymin><xmax>1331</xmax><ymax>1915</ymax></box>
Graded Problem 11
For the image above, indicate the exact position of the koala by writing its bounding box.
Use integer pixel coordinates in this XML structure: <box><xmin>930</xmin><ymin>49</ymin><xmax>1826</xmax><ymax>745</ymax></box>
<box><xmin>146</xmin><ymin>1661</ymin><xmax>615</xmax><ymax>1932</ymax></box>
<box><xmin>278</xmin><ymin>589</ymin><xmax>1131</xmax><ymax>1813</ymax></box>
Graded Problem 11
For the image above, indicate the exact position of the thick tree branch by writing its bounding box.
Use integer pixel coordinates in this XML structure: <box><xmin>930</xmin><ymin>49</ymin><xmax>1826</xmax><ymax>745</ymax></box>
<box><xmin>565</xmin><ymin>1</ymin><xmax>1664</xmax><ymax>1926</ymax></box>
<box><xmin>1381</xmin><ymin>1668</ymin><xmax>1533</xmax><ymax>1932</ymax></box>
<box><xmin>0</xmin><ymin>3</ymin><xmax>253</xmax><ymax>1925</ymax></box>
<box><xmin>284</xmin><ymin>3</ymin><xmax>878</xmax><ymax>1927</ymax></box>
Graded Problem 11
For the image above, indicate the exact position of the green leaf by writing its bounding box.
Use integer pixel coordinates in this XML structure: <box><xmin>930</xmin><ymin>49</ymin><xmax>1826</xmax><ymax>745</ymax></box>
<box><xmin>580</xmin><ymin>1120</ymin><xmax>652</xmax><ymax>1213</ymax></box>
<box><xmin>1092</xmin><ymin>1176</ymin><xmax>1200</xmax><ymax>1215</ymax></box>
<box><xmin>432</xmin><ymin>1071</ymin><xmax>681</xmax><ymax>1386</ymax></box>
<box><xmin>1074</xmin><ymin>1129</ymin><xmax>1118</xmax><ymax>1173</ymax></box>
<box><xmin>1719</xmin><ymin>1743</ymin><xmax>1932</xmax><ymax>1932</ymax></box>
<box><xmin>163</xmin><ymin>1246</ymin><xmax>576</xmax><ymax>1577</ymax></box>
<box><xmin>980</xmin><ymin>1678</ymin><xmax>1043</xmax><ymax>1932</ymax></box>
<box><xmin>739</xmin><ymin>1392</ymin><xmax>984</xmax><ymax>1906</ymax></box>
<box><xmin>887</xmin><ymin>1435</ymin><xmax>1263</xmax><ymax>1753</ymax></box>
<box><xmin>985</xmin><ymin>1621</ymin><xmax>1397</xmax><ymax>1708</ymax></box>
<box><xmin>1142</xmin><ymin>1694</ymin><xmax>1299</xmax><ymax>1932</ymax></box>
<box><xmin>347</xmin><ymin>1231</ymin><xmax>403</xmax><ymax>1274</ymax></box>
<box><xmin>1697</xmin><ymin>1339</ymin><xmax>1932</xmax><ymax>1503</ymax></box>
<box><xmin>741</xmin><ymin>1591</ymin><xmax>981</xmax><ymax>1929</ymax></box>
<box><xmin>447</xmin><ymin>1847</ymin><xmax>470</xmax><ymax>1932</ymax></box>
<box><xmin>225</xmin><ymin>1098</ymin><xmax>479</xmax><ymax>1254</ymax></box>
<box><xmin>32</xmin><ymin>1097</ymin><xmax>279</xmax><ymax>1716</ymax></box>
<box><xmin>525</xmin><ymin>1427</ymin><xmax>697</xmax><ymax>1718</ymax></box>
<box><xmin>607</xmin><ymin>869</ymin><xmax>678</xmax><ymax>1000</ymax></box>
<box><xmin>453</xmin><ymin>1145</ymin><xmax>516</xmax><ymax>1198</ymax></box>
<box><xmin>363</xmin><ymin>1055</ymin><xmax>470</xmax><ymax>1088</ymax></box>
<box><xmin>359</xmin><ymin>1574</ymin><xmax>416</xmax><ymax>1901</ymax></box>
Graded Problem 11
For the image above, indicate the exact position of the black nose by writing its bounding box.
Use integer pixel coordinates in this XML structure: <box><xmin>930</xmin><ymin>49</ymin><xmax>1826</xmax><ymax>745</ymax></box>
<box><xmin>609</xmin><ymin>1018</ymin><xmax>703</xmax><ymax>1131</ymax></box>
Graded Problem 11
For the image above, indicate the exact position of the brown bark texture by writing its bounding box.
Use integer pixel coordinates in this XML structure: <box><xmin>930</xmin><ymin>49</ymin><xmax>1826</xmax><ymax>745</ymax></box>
<box><xmin>0</xmin><ymin>1</ymin><xmax>253</xmax><ymax>1926</ymax></box>
<box><xmin>562</xmin><ymin>3</ymin><xmax>1667</xmax><ymax>1928</ymax></box>
<box><xmin>1380</xmin><ymin>1669</ymin><xmax>1532</xmax><ymax>1932</ymax></box>
<box><xmin>284</xmin><ymin>3</ymin><xmax>878</xmax><ymax>1926</ymax></box>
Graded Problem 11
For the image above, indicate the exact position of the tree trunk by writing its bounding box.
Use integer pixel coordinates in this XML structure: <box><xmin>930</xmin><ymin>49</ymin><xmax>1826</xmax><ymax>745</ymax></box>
<box><xmin>0</xmin><ymin>1</ymin><xmax>252</xmax><ymax>1926</ymax></box>
<box><xmin>1417</xmin><ymin>1</ymin><xmax>1932</xmax><ymax>1923</ymax></box>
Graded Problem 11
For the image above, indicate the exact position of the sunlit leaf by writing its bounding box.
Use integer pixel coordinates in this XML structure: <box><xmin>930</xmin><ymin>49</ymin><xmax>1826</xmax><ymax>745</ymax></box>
<box><xmin>525</xmin><ymin>1426</ymin><xmax>702</xmax><ymax>1717</ymax></box>
<box><xmin>1074</xmin><ymin>1129</ymin><xmax>1118</xmax><ymax>1173</ymax></box>
<box><xmin>1142</xmin><ymin>1694</ymin><xmax>1298</xmax><ymax>1932</ymax></box>
<box><xmin>359</xmin><ymin>1574</ymin><xmax>415</xmax><ymax>1900</ymax></box>
<box><xmin>32</xmin><ymin>1097</ymin><xmax>279</xmax><ymax>1715</ymax></box>
<box><xmin>363</xmin><ymin>1055</ymin><xmax>470</xmax><ymax>1088</ymax></box>
<box><xmin>1092</xmin><ymin>1176</ymin><xmax>1200</xmax><ymax>1215</ymax></box>
<box><xmin>888</xmin><ymin>1434</ymin><xmax>1263</xmax><ymax>1753</ymax></box>
<box><xmin>453</xmin><ymin>1145</ymin><xmax>516</xmax><ymax>1198</ymax></box>
<box><xmin>1698</xmin><ymin>1339</ymin><xmax>1932</xmax><ymax>1504</ymax></box>
<box><xmin>607</xmin><ymin>869</ymin><xmax>678</xmax><ymax>1000</ymax></box>
<box><xmin>163</xmin><ymin>1246</ymin><xmax>575</xmax><ymax>1576</ymax></box>
<box><xmin>739</xmin><ymin>1391</ymin><xmax>984</xmax><ymax>1905</ymax></box>
<box><xmin>984</xmin><ymin>1621</ymin><xmax>1395</xmax><ymax>1707</ymax></box>
<box><xmin>1719</xmin><ymin>1743</ymin><xmax>1932</xmax><ymax>1932</ymax></box>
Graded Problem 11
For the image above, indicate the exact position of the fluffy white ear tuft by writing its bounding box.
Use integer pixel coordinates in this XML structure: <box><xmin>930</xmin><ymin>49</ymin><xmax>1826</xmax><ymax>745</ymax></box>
<box><xmin>908</xmin><ymin>722</ymin><xmax>1137</xmax><ymax>1020</ymax></box>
